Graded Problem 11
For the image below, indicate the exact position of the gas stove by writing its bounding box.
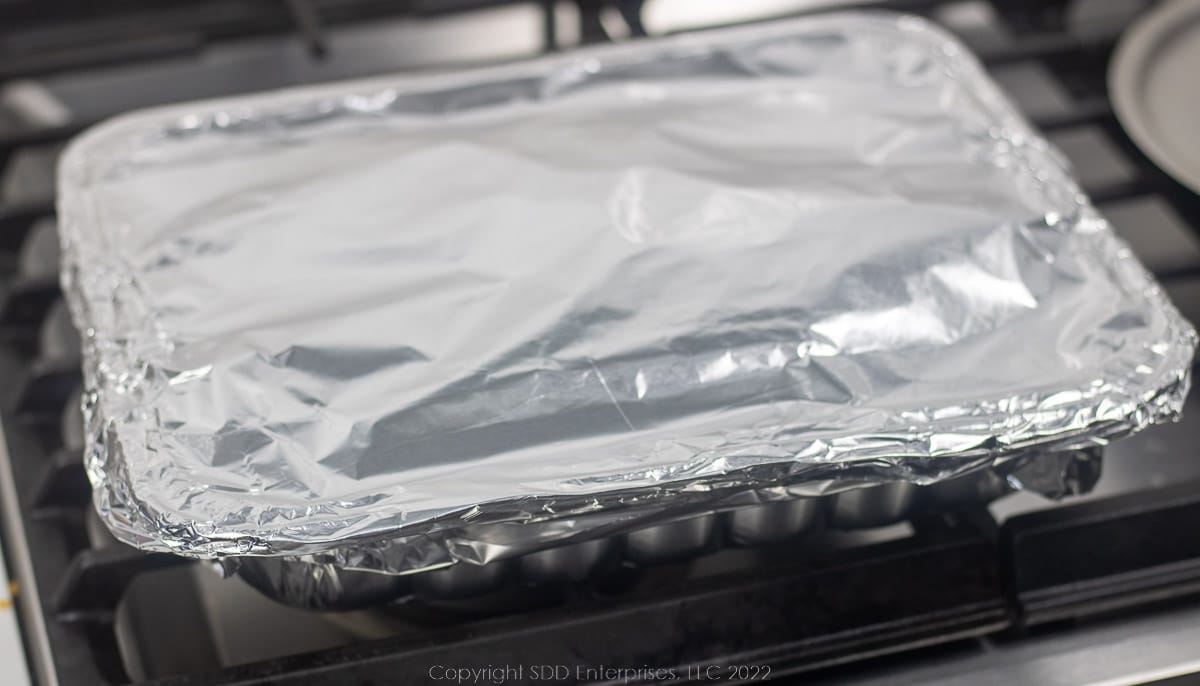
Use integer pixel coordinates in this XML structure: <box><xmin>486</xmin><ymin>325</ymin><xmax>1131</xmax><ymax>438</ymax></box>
<box><xmin>3</xmin><ymin>1</ymin><xmax>1200</xmax><ymax>685</ymax></box>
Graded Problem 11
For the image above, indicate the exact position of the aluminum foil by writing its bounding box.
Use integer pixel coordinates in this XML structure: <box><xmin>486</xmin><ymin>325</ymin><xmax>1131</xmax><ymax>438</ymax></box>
<box><xmin>58</xmin><ymin>13</ymin><xmax>1196</xmax><ymax>575</ymax></box>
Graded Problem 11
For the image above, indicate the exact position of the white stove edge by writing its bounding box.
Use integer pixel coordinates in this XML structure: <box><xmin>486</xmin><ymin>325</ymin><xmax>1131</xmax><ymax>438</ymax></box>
<box><xmin>0</xmin><ymin>541</ymin><xmax>32</xmax><ymax>686</ymax></box>
<box><xmin>0</xmin><ymin>420</ymin><xmax>46</xmax><ymax>686</ymax></box>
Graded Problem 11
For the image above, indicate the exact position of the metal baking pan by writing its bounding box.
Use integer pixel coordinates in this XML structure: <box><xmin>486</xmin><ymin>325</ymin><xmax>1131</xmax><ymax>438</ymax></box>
<box><xmin>57</xmin><ymin>12</ymin><xmax>1195</xmax><ymax>581</ymax></box>
<box><xmin>231</xmin><ymin>456</ymin><xmax>1065</xmax><ymax>610</ymax></box>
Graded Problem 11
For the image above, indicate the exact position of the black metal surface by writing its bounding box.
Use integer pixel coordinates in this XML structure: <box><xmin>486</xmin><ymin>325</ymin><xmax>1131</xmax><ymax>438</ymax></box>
<box><xmin>0</xmin><ymin>33</ymin><xmax>206</xmax><ymax>83</ymax></box>
<box><xmin>0</xmin><ymin>347</ymin><xmax>110</xmax><ymax>685</ymax></box>
<box><xmin>283</xmin><ymin>0</ymin><xmax>329</xmax><ymax>59</ymax></box>
<box><xmin>0</xmin><ymin>1</ymin><xmax>536</xmax><ymax>80</ymax></box>
<box><xmin>1003</xmin><ymin>479</ymin><xmax>1200</xmax><ymax>626</ymax></box>
<box><xmin>155</xmin><ymin>514</ymin><xmax>1008</xmax><ymax>686</ymax></box>
<box><xmin>54</xmin><ymin>548</ymin><xmax>193</xmax><ymax>624</ymax></box>
<box><xmin>0</xmin><ymin>283</ymin><xmax>60</xmax><ymax>335</ymax></box>
<box><xmin>1</xmin><ymin>1</ymin><xmax>1199</xmax><ymax>685</ymax></box>
<box><xmin>15</xmin><ymin>361</ymin><xmax>79</xmax><ymax>419</ymax></box>
<box><xmin>30</xmin><ymin>450</ymin><xmax>89</xmax><ymax>510</ymax></box>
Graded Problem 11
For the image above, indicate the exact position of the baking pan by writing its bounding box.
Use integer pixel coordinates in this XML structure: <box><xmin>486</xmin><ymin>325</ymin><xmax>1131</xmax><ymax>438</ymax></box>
<box><xmin>57</xmin><ymin>12</ymin><xmax>1195</xmax><ymax>579</ymax></box>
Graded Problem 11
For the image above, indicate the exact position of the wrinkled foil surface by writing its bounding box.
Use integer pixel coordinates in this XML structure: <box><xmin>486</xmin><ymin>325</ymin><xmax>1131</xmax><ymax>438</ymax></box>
<box><xmin>58</xmin><ymin>13</ymin><xmax>1196</xmax><ymax>574</ymax></box>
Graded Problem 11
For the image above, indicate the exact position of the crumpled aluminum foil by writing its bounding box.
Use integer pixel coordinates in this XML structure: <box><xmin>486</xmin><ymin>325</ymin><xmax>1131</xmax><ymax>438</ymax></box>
<box><xmin>58</xmin><ymin>12</ymin><xmax>1196</xmax><ymax>576</ymax></box>
<box><xmin>223</xmin><ymin>447</ymin><xmax>1103</xmax><ymax>609</ymax></box>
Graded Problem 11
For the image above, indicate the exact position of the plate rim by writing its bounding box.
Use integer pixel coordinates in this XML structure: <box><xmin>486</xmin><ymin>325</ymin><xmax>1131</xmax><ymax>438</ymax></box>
<box><xmin>1109</xmin><ymin>0</ymin><xmax>1200</xmax><ymax>196</ymax></box>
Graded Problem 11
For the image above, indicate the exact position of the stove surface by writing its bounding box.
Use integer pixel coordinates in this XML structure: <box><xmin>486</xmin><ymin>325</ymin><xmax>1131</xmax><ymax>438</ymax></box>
<box><xmin>0</xmin><ymin>529</ymin><xmax>32</xmax><ymax>686</ymax></box>
<box><xmin>2</xmin><ymin>1</ymin><xmax>1200</xmax><ymax>685</ymax></box>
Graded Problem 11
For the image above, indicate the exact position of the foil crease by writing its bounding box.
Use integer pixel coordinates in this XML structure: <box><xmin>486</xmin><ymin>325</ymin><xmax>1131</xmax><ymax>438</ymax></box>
<box><xmin>57</xmin><ymin>13</ymin><xmax>1196</xmax><ymax>576</ymax></box>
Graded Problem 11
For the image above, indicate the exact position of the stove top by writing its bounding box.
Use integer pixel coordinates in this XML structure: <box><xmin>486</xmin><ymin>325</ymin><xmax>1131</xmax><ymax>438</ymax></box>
<box><xmin>3</xmin><ymin>1</ymin><xmax>1200</xmax><ymax>685</ymax></box>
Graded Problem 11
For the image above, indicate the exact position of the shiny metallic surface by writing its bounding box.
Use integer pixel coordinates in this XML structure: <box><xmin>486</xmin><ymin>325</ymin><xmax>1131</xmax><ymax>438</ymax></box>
<box><xmin>235</xmin><ymin>558</ymin><xmax>409</xmax><ymax>611</ymax></box>
<box><xmin>922</xmin><ymin>468</ymin><xmax>1008</xmax><ymax>506</ymax></box>
<box><xmin>727</xmin><ymin>497</ymin><xmax>822</xmax><ymax>545</ymax></box>
<box><xmin>411</xmin><ymin>560</ymin><xmax>511</xmax><ymax>599</ymax></box>
<box><xmin>57</xmin><ymin>14</ymin><xmax>1195</xmax><ymax>575</ymax></box>
<box><xmin>0</xmin><ymin>422</ymin><xmax>57</xmax><ymax>686</ymax></box>
<box><xmin>625</xmin><ymin>514</ymin><xmax>717</xmax><ymax>563</ymax></box>
<box><xmin>18</xmin><ymin>218</ymin><xmax>60</xmax><ymax>282</ymax></box>
<box><xmin>832</xmin><ymin>483</ymin><xmax>920</xmax><ymax>529</ymax></box>
<box><xmin>38</xmin><ymin>300</ymin><xmax>79</xmax><ymax>362</ymax></box>
<box><xmin>61</xmin><ymin>387</ymin><xmax>85</xmax><ymax>453</ymax></box>
<box><xmin>518</xmin><ymin>538</ymin><xmax>611</xmax><ymax>583</ymax></box>
<box><xmin>84</xmin><ymin>506</ymin><xmax>120</xmax><ymax>549</ymax></box>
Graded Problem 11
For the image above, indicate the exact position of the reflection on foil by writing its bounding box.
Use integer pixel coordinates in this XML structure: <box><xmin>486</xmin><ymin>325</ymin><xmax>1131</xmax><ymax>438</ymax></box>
<box><xmin>57</xmin><ymin>13</ymin><xmax>1195</xmax><ymax>577</ymax></box>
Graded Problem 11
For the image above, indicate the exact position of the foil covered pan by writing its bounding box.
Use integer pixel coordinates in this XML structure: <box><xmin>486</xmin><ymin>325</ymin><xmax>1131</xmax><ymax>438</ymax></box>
<box><xmin>58</xmin><ymin>12</ymin><xmax>1196</xmax><ymax>578</ymax></box>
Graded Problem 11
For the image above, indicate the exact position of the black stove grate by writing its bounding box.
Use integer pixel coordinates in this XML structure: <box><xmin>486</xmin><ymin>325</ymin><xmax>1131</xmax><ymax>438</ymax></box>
<box><xmin>3</xmin><ymin>1</ymin><xmax>1200</xmax><ymax>684</ymax></box>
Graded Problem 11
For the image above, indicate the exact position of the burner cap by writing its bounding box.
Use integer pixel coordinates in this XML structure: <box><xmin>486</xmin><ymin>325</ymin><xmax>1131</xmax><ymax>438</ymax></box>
<box><xmin>1110</xmin><ymin>0</ymin><xmax>1200</xmax><ymax>196</ymax></box>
